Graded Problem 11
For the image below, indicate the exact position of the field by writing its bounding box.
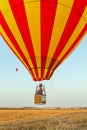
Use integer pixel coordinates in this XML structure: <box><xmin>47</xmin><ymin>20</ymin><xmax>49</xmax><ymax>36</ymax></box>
<box><xmin>0</xmin><ymin>108</ymin><xmax>87</xmax><ymax>130</ymax></box>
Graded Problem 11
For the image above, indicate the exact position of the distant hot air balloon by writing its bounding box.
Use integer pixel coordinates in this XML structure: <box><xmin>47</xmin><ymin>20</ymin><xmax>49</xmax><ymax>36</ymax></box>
<box><xmin>0</xmin><ymin>0</ymin><xmax>87</xmax><ymax>104</ymax></box>
<box><xmin>16</xmin><ymin>68</ymin><xmax>18</xmax><ymax>71</ymax></box>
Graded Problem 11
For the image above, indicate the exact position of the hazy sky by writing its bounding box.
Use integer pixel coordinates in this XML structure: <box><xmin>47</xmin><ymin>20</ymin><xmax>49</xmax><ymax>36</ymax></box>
<box><xmin>0</xmin><ymin>35</ymin><xmax>87</xmax><ymax>108</ymax></box>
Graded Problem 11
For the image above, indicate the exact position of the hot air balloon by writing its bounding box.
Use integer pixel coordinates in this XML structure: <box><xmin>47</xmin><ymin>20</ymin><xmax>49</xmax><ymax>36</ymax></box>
<box><xmin>16</xmin><ymin>68</ymin><xmax>18</xmax><ymax>71</ymax></box>
<box><xmin>0</xmin><ymin>0</ymin><xmax>87</xmax><ymax>104</ymax></box>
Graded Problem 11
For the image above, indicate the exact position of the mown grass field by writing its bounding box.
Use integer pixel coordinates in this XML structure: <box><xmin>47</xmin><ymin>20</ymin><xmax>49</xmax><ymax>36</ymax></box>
<box><xmin>0</xmin><ymin>108</ymin><xmax>87</xmax><ymax>130</ymax></box>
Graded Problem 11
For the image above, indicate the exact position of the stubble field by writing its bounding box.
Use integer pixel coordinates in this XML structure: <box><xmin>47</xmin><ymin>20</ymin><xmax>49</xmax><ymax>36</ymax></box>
<box><xmin>0</xmin><ymin>108</ymin><xmax>87</xmax><ymax>130</ymax></box>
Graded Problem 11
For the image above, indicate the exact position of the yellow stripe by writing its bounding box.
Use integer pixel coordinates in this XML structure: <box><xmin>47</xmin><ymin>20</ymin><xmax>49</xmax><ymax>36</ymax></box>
<box><xmin>0</xmin><ymin>0</ymin><xmax>10</xmax><ymax>14</ymax></box>
<box><xmin>43</xmin><ymin>69</ymin><xmax>48</xmax><ymax>79</ymax></box>
<box><xmin>58</xmin><ymin>0</ymin><xmax>74</xmax><ymax>7</ymax></box>
<box><xmin>0</xmin><ymin>0</ymin><xmax>36</xmax><ymax>78</ymax></box>
<box><xmin>82</xmin><ymin>7</ymin><xmax>87</xmax><ymax>22</ymax></box>
<box><xmin>24</xmin><ymin>0</ymin><xmax>41</xmax><ymax>78</ymax></box>
<box><xmin>44</xmin><ymin>1</ymin><xmax>74</xmax><ymax>78</ymax></box>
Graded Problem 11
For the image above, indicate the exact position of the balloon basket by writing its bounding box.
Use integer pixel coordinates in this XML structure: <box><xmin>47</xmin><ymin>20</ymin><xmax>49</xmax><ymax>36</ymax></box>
<box><xmin>34</xmin><ymin>94</ymin><xmax>46</xmax><ymax>104</ymax></box>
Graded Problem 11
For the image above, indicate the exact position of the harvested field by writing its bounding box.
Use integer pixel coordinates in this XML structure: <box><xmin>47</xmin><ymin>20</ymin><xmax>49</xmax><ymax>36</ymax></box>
<box><xmin>0</xmin><ymin>108</ymin><xmax>87</xmax><ymax>130</ymax></box>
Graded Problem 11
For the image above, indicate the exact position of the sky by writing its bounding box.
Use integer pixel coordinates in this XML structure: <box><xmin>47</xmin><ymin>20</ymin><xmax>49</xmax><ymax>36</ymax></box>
<box><xmin>0</xmin><ymin>35</ymin><xmax>87</xmax><ymax>108</ymax></box>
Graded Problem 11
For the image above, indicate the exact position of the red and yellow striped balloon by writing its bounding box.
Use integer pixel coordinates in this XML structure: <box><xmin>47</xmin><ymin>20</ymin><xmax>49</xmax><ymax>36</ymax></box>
<box><xmin>0</xmin><ymin>0</ymin><xmax>87</xmax><ymax>81</ymax></box>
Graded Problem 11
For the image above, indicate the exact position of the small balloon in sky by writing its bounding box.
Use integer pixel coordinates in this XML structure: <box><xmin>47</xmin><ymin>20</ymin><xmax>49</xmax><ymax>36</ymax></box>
<box><xmin>16</xmin><ymin>68</ymin><xmax>18</xmax><ymax>72</ymax></box>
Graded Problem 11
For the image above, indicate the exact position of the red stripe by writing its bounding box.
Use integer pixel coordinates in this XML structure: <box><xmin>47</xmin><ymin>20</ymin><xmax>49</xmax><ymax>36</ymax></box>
<box><xmin>0</xmin><ymin>12</ymin><xmax>35</xmax><ymax>78</ymax></box>
<box><xmin>41</xmin><ymin>0</ymin><xmax>58</xmax><ymax>77</ymax></box>
<box><xmin>84</xmin><ymin>0</ymin><xmax>87</xmax><ymax>3</ymax></box>
<box><xmin>48</xmin><ymin>0</ymin><xmax>87</xmax><ymax>71</ymax></box>
<box><xmin>9</xmin><ymin>0</ymin><xmax>38</xmax><ymax>78</ymax></box>
<box><xmin>0</xmin><ymin>11</ymin><xmax>2</xmax><ymax>24</ymax></box>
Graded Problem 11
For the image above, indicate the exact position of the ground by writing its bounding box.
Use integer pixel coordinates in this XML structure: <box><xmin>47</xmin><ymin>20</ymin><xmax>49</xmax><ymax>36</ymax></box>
<box><xmin>0</xmin><ymin>108</ymin><xmax>87</xmax><ymax>130</ymax></box>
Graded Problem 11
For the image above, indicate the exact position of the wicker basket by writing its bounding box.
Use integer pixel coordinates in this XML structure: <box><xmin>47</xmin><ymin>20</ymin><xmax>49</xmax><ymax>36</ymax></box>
<box><xmin>34</xmin><ymin>94</ymin><xmax>46</xmax><ymax>104</ymax></box>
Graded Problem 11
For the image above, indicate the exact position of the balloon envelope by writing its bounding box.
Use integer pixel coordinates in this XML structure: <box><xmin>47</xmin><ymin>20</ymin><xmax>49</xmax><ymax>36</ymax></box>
<box><xmin>0</xmin><ymin>0</ymin><xmax>87</xmax><ymax>81</ymax></box>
